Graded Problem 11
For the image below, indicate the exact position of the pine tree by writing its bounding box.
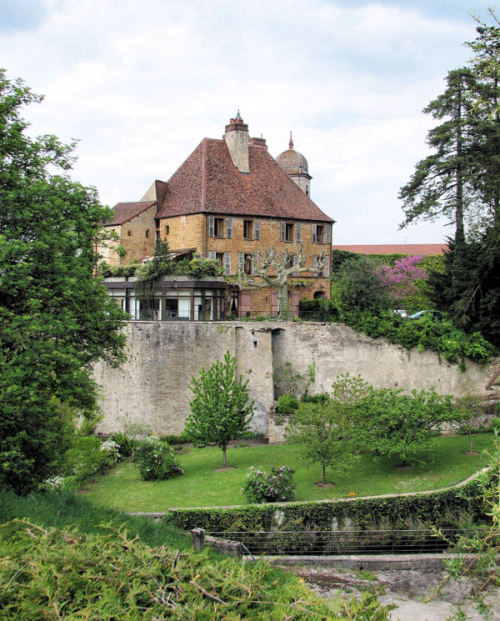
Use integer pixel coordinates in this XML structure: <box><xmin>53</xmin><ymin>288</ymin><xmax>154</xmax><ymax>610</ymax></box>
<box><xmin>400</xmin><ymin>68</ymin><xmax>477</xmax><ymax>243</ymax></box>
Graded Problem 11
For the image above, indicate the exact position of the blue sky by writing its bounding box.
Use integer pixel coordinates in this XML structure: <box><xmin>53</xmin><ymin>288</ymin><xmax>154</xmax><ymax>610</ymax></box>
<box><xmin>0</xmin><ymin>0</ymin><xmax>496</xmax><ymax>244</ymax></box>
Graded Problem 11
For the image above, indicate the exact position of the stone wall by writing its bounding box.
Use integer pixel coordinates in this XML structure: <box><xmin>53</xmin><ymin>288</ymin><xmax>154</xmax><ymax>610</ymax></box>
<box><xmin>94</xmin><ymin>321</ymin><xmax>496</xmax><ymax>436</ymax></box>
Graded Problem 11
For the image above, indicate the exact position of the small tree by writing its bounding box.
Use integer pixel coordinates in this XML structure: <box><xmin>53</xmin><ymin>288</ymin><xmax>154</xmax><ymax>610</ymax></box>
<box><xmin>186</xmin><ymin>351</ymin><xmax>254</xmax><ymax>467</ymax></box>
<box><xmin>337</xmin><ymin>256</ymin><xmax>392</xmax><ymax>314</ymax></box>
<box><xmin>358</xmin><ymin>387</ymin><xmax>455</xmax><ymax>466</ymax></box>
<box><xmin>286</xmin><ymin>400</ymin><xmax>359</xmax><ymax>485</ymax></box>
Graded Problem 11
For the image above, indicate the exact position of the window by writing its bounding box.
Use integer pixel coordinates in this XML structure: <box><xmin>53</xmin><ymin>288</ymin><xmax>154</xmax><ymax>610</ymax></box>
<box><xmin>244</xmin><ymin>253</ymin><xmax>253</xmax><ymax>275</ymax></box>
<box><xmin>316</xmin><ymin>225</ymin><xmax>324</xmax><ymax>243</ymax></box>
<box><xmin>238</xmin><ymin>252</ymin><xmax>253</xmax><ymax>275</ymax></box>
<box><xmin>145</xmin><ymin>229</ymin><xmax>150</xmax><ymax>238</ymax></box>
<box><xmin>216</xmin><ymin>252</ymin><xmax>224</xmax><ymax>266</ymax></box>
<box><xmin>281</xmin><ymin>222</ymin><xmax>294</xmax><ymax>242</ymax></box>
<box><xmin>165</xmin><ymin>225</ymin><xmax>170</xmax><ymax>235</ymax></box>
<box><xmin>127</xmin><ymin>230</ymin><xmax>132</xmax><ymax>236</ymax></box>
<box><xmin>312</xmin><ymin>256</ymin><xmax>323</xmax><ymax>277</ymax></box>
<box><xmin>244</xmin><ymin>220</ymin><xmax>253</xmax><ymax>240</ymax></box>
<box><xmin>214</xmin><ymin>217</ymin><xmax>224</xmax><ymax>237</ymax></box>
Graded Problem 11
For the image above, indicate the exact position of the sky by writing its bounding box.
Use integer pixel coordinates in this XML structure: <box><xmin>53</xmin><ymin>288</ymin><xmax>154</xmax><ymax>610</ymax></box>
<box><xmin>0</xmin><ymin>0</ymin><xmax>496</xmax><ymax>245</ymax></box>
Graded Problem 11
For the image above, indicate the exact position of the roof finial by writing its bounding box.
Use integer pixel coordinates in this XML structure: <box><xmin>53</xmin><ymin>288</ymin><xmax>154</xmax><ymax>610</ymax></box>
<box><xmin>235</xmin><ymin>109</ymin><xmax>242</xmax><ymax>121</ymax></box>
<box><xmin>289</xmin><ymin>131</ymin><xmax>294</xmax><ymax>150</ymax></box>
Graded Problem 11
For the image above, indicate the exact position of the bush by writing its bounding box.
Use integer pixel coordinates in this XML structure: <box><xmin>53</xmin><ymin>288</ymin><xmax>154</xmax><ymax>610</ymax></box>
<box><xmin>63</xmin><ymin>436</ymin><xmax>121</xmax><ymax>485</ymax></box>
<box><xmin>110</xmin><ymin>432</ymin><xmax>136</xmax><ymax>457</ymax></box>
<box><xmin>275</xmin><ymin>394</ymin><xmax>299</xmax><ymax>414</ymax></box>
<box><xmin>133</xmin><ymin>437</ymin><xmax>184</xmax><ymax>481</ymax></box>
<box><xmin>301</xmin><ymin>392</ymin><xmax>330</xmax><ymax>404</ymax></box>
<box><xmin>242</xmin><ymin>465</ymin><xmax>295</xmax><ymax>503</ymax></box>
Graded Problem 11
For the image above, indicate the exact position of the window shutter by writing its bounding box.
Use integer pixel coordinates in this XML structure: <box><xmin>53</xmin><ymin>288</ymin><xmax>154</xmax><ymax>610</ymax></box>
<box><xmin>209</xmin><ymin>215</ymin><xmax>214</xmax><ymax>237</ymax></box>
<box><xmin>312</xmin><ymin>256</ymin><xmax>318</xmax><ymax>270</ymax></box>
<box><xmin>224</xmin><ymin>252</ymin><xmax>231</xmax><ymax>275</ymax></box>
<box><xmin>280</xmin><ymin>221</ymin><xmax>285</xmax><ymax>241</ymax></box>
<box><xmin>312</xmin><ymin>223</ymin><xmax>317</xmax><ymax>243</ymax></box>
<box><xmin>255</xmin><ymin>220</ymin><xmax>260</xmax><ymax>240</ymax></box>
<box><xmin>296</xmin><ymin>223</ymin><xmax>302</xmax><ymax>242</ymax></box>
<box><xmin>238</xmin><ymin>253</ymin><xmax>245</xmax><ymax>273</ymax></box>
<box><xmin>326</xmin><ymin>225</ymin><xmax>332</xmax><ymax>244</ymax></box>
<box><xmin>324</xmin><ymin>254</ymin><xmax>330</xmax><ymax>277</ymax></box>
<box><xmin>208</xmin><ymin>251</ymin><xmax>216</xmax><ymax>261</ymax></box>
<box><xmin>253</xmin><ymin>252</ymin><xmax>259</xmax><ymax>270</ymax></box>
<box><xmin>226</xmin><ymin>217</ymin><xmax>232</xmax><ymax>239</ymax></box>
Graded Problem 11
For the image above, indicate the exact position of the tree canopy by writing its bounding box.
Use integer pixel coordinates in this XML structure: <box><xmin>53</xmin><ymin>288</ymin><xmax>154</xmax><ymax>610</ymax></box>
<box><xmin>0</xmin><ymin>70</ymin><xmax>126</xmax><ymax>493</ymax></box>
<box><xmin>186</xmin><ymin>351</ymin><xmax>255</xmax><ymax>467</ymax></box>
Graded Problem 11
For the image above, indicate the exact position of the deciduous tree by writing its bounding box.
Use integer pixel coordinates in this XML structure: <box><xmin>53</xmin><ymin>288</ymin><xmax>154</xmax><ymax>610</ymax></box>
<box><xmin>0</xmin><ymin>70</ymin><xmax>126</xmax><ymax>493</ymax></box>
<box><xmin>186</xmin><ymin>351</ymin><xmax>254</xmax><ymax>467</ymax></box>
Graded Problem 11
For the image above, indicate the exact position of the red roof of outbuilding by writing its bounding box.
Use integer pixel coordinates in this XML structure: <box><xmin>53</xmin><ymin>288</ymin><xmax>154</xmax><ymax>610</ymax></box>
<box><xmin>105</xmin><ymin>201</ymin><xmax>156</xmax><ymax>226</ymax></box>
<box><xmin>333</xmin><ymin>244</ymin><xmax>448</xmax><ymax>255</ymax></box>
<box><xmin>155</xmin><ymin>138</ymin><xmax>333</xmax><ymax>223</ymax></box>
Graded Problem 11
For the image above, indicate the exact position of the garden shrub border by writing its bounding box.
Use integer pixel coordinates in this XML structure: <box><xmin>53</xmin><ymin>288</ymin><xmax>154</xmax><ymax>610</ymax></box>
<box><xmin>165</xmin><ymin>469</ymin><xmax>492</xmax><ymax>533</ymax></box>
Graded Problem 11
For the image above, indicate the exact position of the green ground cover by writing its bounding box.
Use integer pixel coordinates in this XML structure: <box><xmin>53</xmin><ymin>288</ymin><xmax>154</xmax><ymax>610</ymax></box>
<box><xmin>83</xmin><ymin>433</ymin><xmax>495</xmax><ymax>512</ymax></box>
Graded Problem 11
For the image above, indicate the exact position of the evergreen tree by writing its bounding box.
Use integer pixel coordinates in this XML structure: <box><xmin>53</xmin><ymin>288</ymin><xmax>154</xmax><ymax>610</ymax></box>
<box><xmin>0</xmin><ymin>70</ymin><xmax>126</xmax><ymax>493</ymax></box>
<box><xmin>466</xmin><ymin>11</ymin><xmax>500</xmax><ymax>230</ymax></box>
<box><xmin>400</xmin><ymin>68</ymin><xmax>477</xmax><ymax>242</ymax></box>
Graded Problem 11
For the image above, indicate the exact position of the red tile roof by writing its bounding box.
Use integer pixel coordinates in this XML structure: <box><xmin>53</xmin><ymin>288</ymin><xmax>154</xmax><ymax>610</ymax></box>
<box><xmin>333</xmin><ymin>244</ymin><xmax>448</xmax><ymax>255</ymax></box>
<box><xmin>155</xmin><ymin>138</ymin><xmax>333</xmax><ymax>222</ymax></box>
<box><xmin>105</xmin><ymin>202</ymin><xmax>156</xmax><ymax>226</ymax></box>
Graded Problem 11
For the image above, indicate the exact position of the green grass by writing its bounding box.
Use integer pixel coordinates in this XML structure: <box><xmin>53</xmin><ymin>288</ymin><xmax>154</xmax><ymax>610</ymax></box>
<box><xmin>0</xmin><ymin>488</ymin><xmax>190</xmax><ymax>549</ymax></box>
<box><xmin>83</xmin><ymin>433</ymin><xmax>496</xmax><ymax>512</ymax></box>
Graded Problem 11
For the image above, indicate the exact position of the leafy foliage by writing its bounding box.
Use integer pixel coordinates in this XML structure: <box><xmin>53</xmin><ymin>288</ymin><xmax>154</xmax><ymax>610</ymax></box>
<box><xmin>133</xmin><ymin>436</ymin><xmax>184</xmax><ymax>481</ymax></box>
<box><xmin>286</xmin><ymin>400</ymin><xmax>360</xmax><ymax>485</ymax></box>
<box><xmin>356</xmin><ymin>387</ymin><xmax>455</xmax><ymax>466</ymax></box>
<box><xmin>337</xmin><ymin>256</ymin><xmax>392</xmax><ymax>313</ymax></box>
<box><xmin>168</xmin><ymin>468</ymin><xmax>494</xmax><ymax>533</ymax></box>
<box><xmin>186</xmin><ymin>352</ymin><xmax>255</xmax><ymax>466</ymax></box>
<box><xmin>275</xmin><ymin>394</ymin><xmax>299</xmax><ymax>414</ymax></box>
<box><xmin>0</xmin><ymin>71</ymin><xmax>126</xmax><ymax>494</ymax></box>
<box><xmin>242</xmin><ymin>465</ymin><xmax>295</xmax><ymax>503</ymax></box>
<box><xmin>0</xmin><ymin>518</ymin><xmax>363</xmax><ymax>620</ymax></box>
<box><xmin>299</xmin><ymin>303</ymin><xmax>496</xmax><ymax>364</ymax></box>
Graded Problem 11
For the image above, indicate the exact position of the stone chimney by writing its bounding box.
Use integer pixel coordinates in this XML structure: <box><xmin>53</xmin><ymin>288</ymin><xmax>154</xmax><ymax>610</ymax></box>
<box><xmin>224</xmin><ymin>111</ymin><xmax>249</xmax><ymax>174</ymax></box>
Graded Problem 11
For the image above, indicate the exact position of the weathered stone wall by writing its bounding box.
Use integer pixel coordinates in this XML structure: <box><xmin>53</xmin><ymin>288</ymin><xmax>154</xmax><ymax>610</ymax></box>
<box><xmin>93</xmin><ymin>322</ymin><xmax>274</xmax><ymax>436</ymax></box>
<box><xmin>94</xmin><ymin>321</ymin><xmax>495</xmax><ymax>436</ymax></box>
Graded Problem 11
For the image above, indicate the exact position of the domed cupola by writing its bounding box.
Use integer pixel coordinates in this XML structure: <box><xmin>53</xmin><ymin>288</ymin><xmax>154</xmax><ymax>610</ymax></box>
<box><xmin>276</xmin><ymin>132</ymin><xmax>312</xmax><ymax>196</ymax></box>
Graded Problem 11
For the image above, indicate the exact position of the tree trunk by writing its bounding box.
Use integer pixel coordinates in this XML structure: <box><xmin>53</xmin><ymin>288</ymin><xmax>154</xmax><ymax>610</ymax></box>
<box><xmin>322</xmin><ymin>464</ymin><xmax>326</xmax><ymax>485</ymax></box>
<box><xmin>222</xmin><ymin>445</ymin><xmax>227</xmax><ymax>467</ymax></box>
<box><xmin>278</xmin><ymin>284</ymin><xmax>289</xmax><ymax>318</ymax></box>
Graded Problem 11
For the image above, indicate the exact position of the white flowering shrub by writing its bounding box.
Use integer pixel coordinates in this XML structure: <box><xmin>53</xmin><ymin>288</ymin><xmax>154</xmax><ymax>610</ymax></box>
<box><xmin>133</xmin><ymin>437</ymin><xmax>184</xmax><ymax>481</ymax></box>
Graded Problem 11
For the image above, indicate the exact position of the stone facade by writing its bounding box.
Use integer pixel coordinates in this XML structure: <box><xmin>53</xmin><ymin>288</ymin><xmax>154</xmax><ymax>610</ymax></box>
<box><xmin>94</xmin><ymin>321</ymin><xmax>496</xmax><ymax>437</ymax></box>
<box><xmin>101</xmin><ymin>114</ymin><xmax>333</xmax><ymax>315</ymax></box>
<box><xmin>101</xmin><ymin>204</ymin><xmax>157</xmax><ymax>266</ymax></box>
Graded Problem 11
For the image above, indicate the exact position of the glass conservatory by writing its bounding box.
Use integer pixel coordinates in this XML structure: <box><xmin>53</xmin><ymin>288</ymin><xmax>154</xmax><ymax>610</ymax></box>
<box><xmin>103</xmin><ymin>276</ymin><xmax>228</xmax><ymax>321</ymax></box>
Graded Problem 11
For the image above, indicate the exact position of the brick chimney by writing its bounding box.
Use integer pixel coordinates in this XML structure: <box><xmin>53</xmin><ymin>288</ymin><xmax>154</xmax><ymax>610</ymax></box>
<box><xmin>224</xmin><ymin>111</ymin><xmax>249</xmax><ymax>174</ymax></box>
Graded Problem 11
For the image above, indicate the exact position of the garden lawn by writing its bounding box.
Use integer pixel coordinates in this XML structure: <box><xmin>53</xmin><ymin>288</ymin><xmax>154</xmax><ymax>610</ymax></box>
<box><xmin>83</xmin><ymin>433</ymin><xmax>496</xmax><ymax>512</ymax></box>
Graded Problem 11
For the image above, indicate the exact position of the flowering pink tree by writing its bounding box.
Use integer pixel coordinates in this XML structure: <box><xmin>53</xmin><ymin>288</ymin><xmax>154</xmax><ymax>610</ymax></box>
<box><xmin>376</xmin><ymin>256</ymin><xmax>426</xmax><ymax>303</ymax></box>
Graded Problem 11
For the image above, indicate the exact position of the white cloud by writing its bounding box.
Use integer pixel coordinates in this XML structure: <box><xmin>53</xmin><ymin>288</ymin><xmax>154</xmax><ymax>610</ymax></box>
<box><xmin>0</xmin><ymin>0</ymin><xmax>493</xmax><ymax>242</ymax></box>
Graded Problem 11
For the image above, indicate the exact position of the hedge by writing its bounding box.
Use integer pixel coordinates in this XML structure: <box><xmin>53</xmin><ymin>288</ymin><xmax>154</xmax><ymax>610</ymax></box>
<box><xmin>165</xmin><ymin>469</ymin><xmax>491</xmax><ymax>533</ymax></box>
